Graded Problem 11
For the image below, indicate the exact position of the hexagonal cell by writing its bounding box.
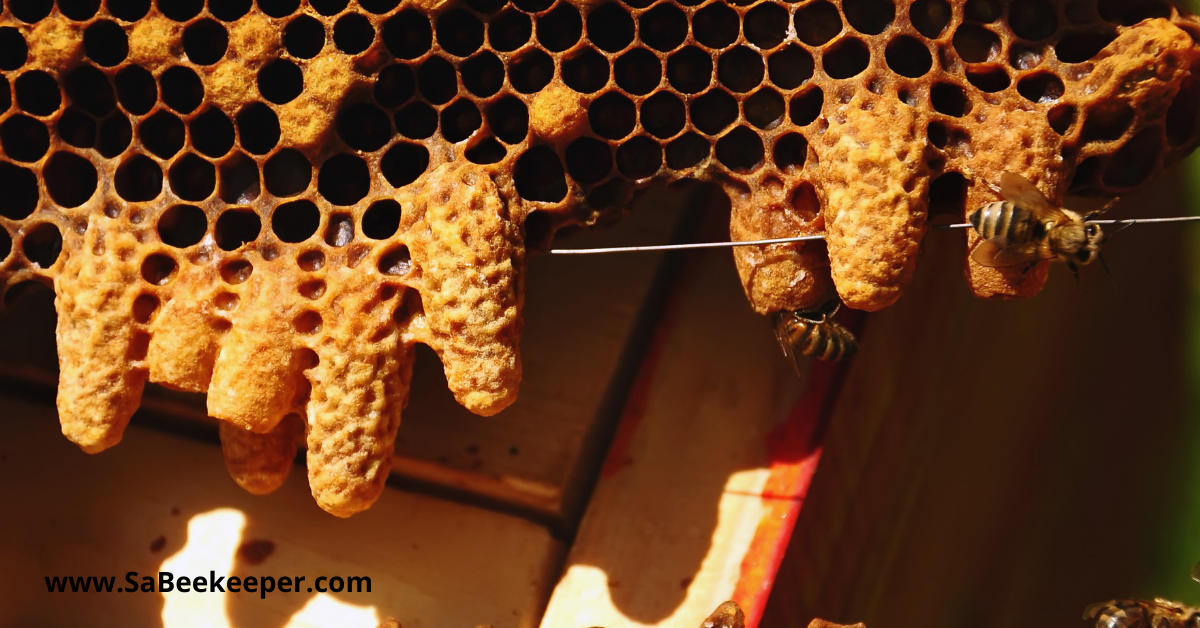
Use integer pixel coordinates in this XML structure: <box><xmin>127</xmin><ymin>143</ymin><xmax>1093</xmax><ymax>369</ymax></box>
<box><xmin>263</xmin><ymin>149</ymin><xmax>312</xmax><ymax>197</ymax></box>
<box><xmin>843</xmin><ymin>0</ymin><xmax>894</xmax><ymax>35</ymax></box>
<box><xmin>490</xmin><ymin>9</ymin><xmax>533</xmax><ymax>52</ymax></box>
<box><xmin>538</xmin><ymin>3</ymin><xmax>584</xmax><ymax>52</ymax></box>
<box><xmin>963</xmin><ymin>0</ymin><xmax>1001</xmax><ymax>22</ymax></box>
<box><xmin>718</xmin><ymin>47</ymin><xmax>764</xmax><ymax>93</ymax></box>
<box><xmin>440</xmin><ymin>99</ymin><xmax>482</xmax><ymax>143</ymax></box>
<box><xmin>334</xmin><ymin>13</ymin><xmax>376</xmax><ymax>55</ymax></box>
<box><xmin>256</xmin><ymin>0</ymin><xmax>299</xmax><ymax>17</ymax></box>
<box><xmin>692</xmin><ymin>2</ymin><xmax>738</xmax><ymax>49</ymax></box>
<box><xmin>462</xmin><ymin>51</ymin><xmax>505</xmax><ymax>98</ymax></box>
<box><xmin>465</xmin><ymin>136</ymin><xmax>507</xmax><ymax>164</ymax></box>
<box><xmin>159</xmin><ymin>0</ymin><xmax>203</xmax><ymax>21</ymax></box>
<box><xmin>417</xmin><ymin>55</ymin><xmax>459</xmax><ymax>105</ymax></box>
<box><xmin>0</xmin><ymin>28</ymin><xmax>29</xmax><ymax>71</ymax></box>
<box><xmin>615</xmin><ymin>48</ymin><xmax>662</xmax><ymax>95</ymax></box>
<box><xmin>930</xmin><ymin>82</ymin><xmax>972</xmax><ymax>117</ymax></box>
<box><xmin>588</xmin><ymin>3</ymin><xmax>634</xmax><ymax>53</ymax></box>
<box><xmin>236</xmin><ymin>103</ymin><xmax>281</xmax><ymax>155</ymax></box>
<box><xmin>160</xmin><ymin>66</ymin><xmax>204</xmax><ymax>114</ymax></box>
<box><xmin>325</xmin><ymin>213</ymin><xmax>354</xmax><ymax>248</ymax></box>
<box><xmin>665</xmin><ymin>132</ymin><xmax>709</xmax><ymax>169</ymax></box>
<box><xmin>139</xmin><ymin>111</ymin><xmax>185</xmax><ymax>159</ymax></box>
<box><xmin>640</xmin><ymin>4</ymin><xmax>687</xmax><ymax>53</ymax></box>
<box><xmin>767</xmin><ymin>45</ymin><xmax>814</xmax><ymax>90</ymax></box>
<box><xmin>789</xmin><ymin>87</ymin><xmax>823</xmax><ymax>126</ymax></box>
<box><xmin>183</xmin><ymin>19</ymin><xmax>229</xmax><ymax>66</ymax></box>
<box><xmin>23</xmin><ymin>223</ymin><xmax>63</xmax><ymax>269</ymax></box>
<box><xmin>436</xmin><ymin>9</ymin><xmax>484</xmax><ymax>57</ymax></box>
<box><xmin>219</xmin><ymin>152</ymin><xmax>260</xmax><ymax>204</ymax></box>
<box><xmin>259</xmin><ymin>60</ymin><xmax>304</xmax><ymax>105</ymax></box>
<box><xmin>272</xmin><ymin>200</ymin><xmax>321</xmax><ymax>243</ymax></box>
<box><xmin>794</xmin><ymin>1</ymin><xmax>842</xmax><ymax>46</ymax></box>
<box><xmin>822</xmin><ymin>37</ymin><xmax>871</xmax><ymax>80</ymax></box>
<box><xmin>1008</xmin><ymin>0</ymin><xmax>1058</xmax><ymax>41</ymax></box>
<box><xmin>362</xmin><ymin>200</ymin><xmax>402</xmax><ymax>239</ymax></box>
<box><xmin>691</xmin><ymin>89</ymin><xmax>738</xmax><ymax>135</ymax></box>
<box><xmin>115</xmin><ymin>65</ymin><xmax>156</xmax><ymax>115</ymax></box>
<box><xmin>0</xmin><ymin>115</ymin><xmax>49</xmax><ymax>163</ymax></box>
<box><xmin>64</xmin><ymin>65</ymin><xmax>115</xmax><ymax>117</ymax></box>
<box><xmin>395</xmin><ymin>102</ymin><xmax>439</xmax><ymax>139</ymax></box>
<box><xmin>953</xmin><ymin>25</ymin><xmax>1000</xmax><ymax>63</ymax></box>
<box><xmin>60</xmin><ymin>0</ymin><xmax>100</xmax><ymax>20</ymax></box>
<box><xmin>564</xmin><ymin>48</ymin><xmax>610</xmax><ymax>94</ymax></box>
<box><xmin>168</xmin><ymin>153</ymin><xmax>217</xmax><ymax>202</ymax></box>
<box><xmin>588</xmin><ymin>92</ymin><xmax>636</xmax><ymax>140</ymax></box>
<box><xmin>885</xmin><ymin>35</ymin><xmax>933</xmax><ymax>78</ymax></box>
<box><xmin>336</xmin><ymin>103</ymin><xmax>392</xmax><ymax>151</ymax></box>
<box><xmin>616</xmin><ymin>136</ymin><xmax>662</xmax><ymax>179</ymax></box>
<box><xmin>1016</xmin><ymin>72</ymin><xmax>1065</xmax><ymax>103</ymax></box>
<box><xmin>286</xmin><ymin>15</ymin><xmax>326</xmax><ymax>59</ymax></box>
<box><xmin>966</xmin><ymin>67</ymin><xmax>1010</xmax><ymax>93</ymax></box>
<box><xmin>744</xmin><ymin>88</ymin><xmax>785</xmax><ymax>130</ymax></box>
<box><xmin>510</xmin><ymin>49</ymin><xmax>555</xmax><ymax>94</ymax></box>
<box><xmin>84</xmin><ymin>20</ymin><xmax>129</xmax><ymax>68</ymax></box>
<box><xmin>566</xmin><ymin>137</ymin><xmax>613</xmax><ymax>183</ymax></box>
<box><xmin>383</xmin><ymin>10</ymin><xmax>434</xmax><ymax>60</ymax></box>
<box><xmin>910</xmin><ymin>0</ymin><xmax>951</xmax><ymax>39</ymax></box>
<box><xmin>318</xmin><ymin>154</ymin><xmax>370</xmax><ymax>205</ymax></box>
<box><xmin>190</xmin><ymin>108</ymin><xmax>236</xmax><ymax>159</ymax></box>
<box><xmin>772</xmin><ymin>132</ymin><xmax>807</xmax><ymax>172</ymax></box>
<box><xmin>97</xmin><ymin>113</ymin><xmax>133</xmax><ymax>158</ymax></box>
<box><xmin>487</xmin><ymin>96</ymin><xmax>529</xmax><ymax>144</ymax></box>
<box><xmin>640</xmin><ymin>92</ymin><xmax>685</xmax><ymax>139</ymax></box>
<box><xmin>44</xmin><ymin>152</ymin><xmax>99</xmax><ymax>207</ymax></box>
<box><xmin>0</xmin><ymin>162</ymin><xmax>39</xmax><ymax>220</ymax></box>
<box><xmin>310</xmin><ymin>0</ymin><xmax>349</xmax><ymax>16</ymax></box>
<box><xmin>715</xmin><ymin>125</ymin><xmax>764</xmax><ymax>173</ymax></box>
<box><xmin>214</xmin><ymin>209</ymin><xmax>262</xmax><ymax>251</ymax></box>
<box><xmin>380</xmin><ymin>142</ymin><xmax>430</xmax><ymax>187</ymax></box>
<box><xmin>375</xmin><ymin>64</ymin><xmax>415</xmax><ymax>108</ymax></box>
<box><xmin>1055</xmin><ymin>29</ymin><xmax>1119</xmax><ymax>63</ymax></box>
<box><xmin>157</xmin><ymin>204</ymin><xmax>208</xmax><ymax>248</ymax></box>
<box><xmin>667</xmin><ymin>46</ymin><xmax>713</xmax><ymax>94</ymax></box>
<box><xmin>14</xmin><ymin>70</ymin><xmax>61</xmax><ymax>116</ymax></box>
<box><xmin>210</xmin><ymin>0</ymin><xmax>252</xmax><ymax>21</ymax></box>
<box><xmin>514</xmin><ymin>146</ymin><xmax>567</xmax><ymax>202</ymax></box>
<box><xmin>58</xmin><ymin>108</ymin><xmax>95</xmax><ymax>150</ymax></box>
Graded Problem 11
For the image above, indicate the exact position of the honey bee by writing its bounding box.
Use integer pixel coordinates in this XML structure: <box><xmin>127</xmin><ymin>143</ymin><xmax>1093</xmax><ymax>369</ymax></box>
<box><xmin>968</xmin><ymin>172</ymin><xmax>1117</xmax><ymax>273</ymax></box>
<box><xmin>1084</xmin><ymin>599</ymin><xmax>1200</xmax><ymax>628</ymax></box>
<box><xmin>773</xmin><ymin>300</ymin><xmax>858</xmax><ymax>375</ymax></box>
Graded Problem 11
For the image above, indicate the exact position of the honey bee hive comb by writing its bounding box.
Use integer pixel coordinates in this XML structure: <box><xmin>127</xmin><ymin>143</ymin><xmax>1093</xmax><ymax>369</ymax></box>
<box><xmin>0</xmin><ymin>0</ymin><xmax>1198</xmax><ymax>515</ymax></box>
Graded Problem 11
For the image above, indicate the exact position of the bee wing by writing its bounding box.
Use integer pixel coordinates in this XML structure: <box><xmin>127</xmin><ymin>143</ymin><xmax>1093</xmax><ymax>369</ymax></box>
<box><xmin>1190</xmin><ymin>559</ymin><xmax>1200</xmax><ymax>583</ymax></box>
<box><xmin>999</xmin><ymin>172</ymin><xmax>1068</xmax><ymax>222</ymax></box>
<box><xmin>773</xmin><ymin>313</ymin><xmax>805</xmax><ymax>377</ymax></box>
<box><xmin>970</xmin><ymin>238</ymin><xmax>1041</xmax><ymax>267</ymax></box>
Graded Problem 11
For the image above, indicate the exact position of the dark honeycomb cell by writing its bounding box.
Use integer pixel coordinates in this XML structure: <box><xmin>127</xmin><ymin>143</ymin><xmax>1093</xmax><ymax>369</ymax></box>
<box><xmin>139</xmin><ymin>111</ymin><xmax>185</xmax><ymax>159</ymax></box>
<box><xmin>209</xmin><ymin>0</ymin><xmax>253</xmax><ymax>21</ymax></box>
<box><xmin>0</xmin><ymin>115</ymin><xmax>49</xmax><ymax>163</ymax></box>
<box><xmin>59</xmin><ymin>0</ymin><xmax>101</xmax><ymax>20</ymax></box>
<box><xmin>272</xmin><ymin>200</ymin><xmax>320</xmax><ymax>243</ymax></box>
<box><xmin>158</xmin><ymin>205</ymin><xmax>208</xmax><ymax>248</ymax></box>
<box><xmin>378</xmin><ymin>245</ymin><xmax>411</xmax><ymax>275</ymax></box>
<box><xmin>931</xmin><ymin>82</ymin><xmax>971</xmax><ymax>117</ymax></box>
<box><xmin>184</xmin><ymin>19</ymin><xmax>229</xmax><ymax>65</ymax></box>
<box><xmin>488</xmin><ymin>96</ymin><xmax>529</xmax><ymax>144</ymax></box>
<box><xmin>383</xmin><ymin>10</ymin><xmax>434</xmax><ymax>60</ymax></box>
<box><xmin>587</xmin><ymin>178</ymin><xmax>631</xmax><ymax>209</ymax></box>
<box><xmin>158</xmin><ymin>0</ymin><xmax>202</xmax><ymax>21</ymax></box>
<box><xmin>1009</xmin><ymin>0</ymin><xmax>1057</xmax><ymax>41</ymax></box>
<box><xmin>640</xmin><ymin>92</ymin><xmax>685</xmax><ymax>139</ymax></box>
<box><xmin>909</xmin><ymin>0</ymin><xmax>950</xmax><ymax>39</ymax></box>
<box><xmin>1080</xmin><ymin>103</ymin><xmax>1133</xmax><ymax>143</ymax></box>
<box><xmin>191</xmin><ymin>108</ymin><xmax>235</xmax><ymax>158</ymax></box>
<box><xmin>84</xmin><ymin>20</ymin><xmax>128</xmax><ymax>67</ymax></box>
<box><xmin>615</xmin><ymin>48</ymin><xmax>662</xmax><ymax>95</ymax></box>
<box><xmin>925</xmin><ymin>120</ymin><xmax>947</xmax><ymax>147</ymax></box>
<box><xmin>318</xmin><ymin>154</ymin><xmax>370</xmax><ymax>205</ymax></box>
<box><xmin>325</xmin><ymin>213</ymin><xmax>354</xmax><ymax>247</ymax></box>
<box><xmin>927</xmin><ymin>171</ymin><xmax>967</xmax><ymax>218</ymax></box>
<box><xmin>795</xmin><ymin>1</ymin><xmax>842</xmax><ymax>46</ymax></box>
<box><xmin>336</xmin><ymin>102</ymin><xmax>392</xmax><ymax>151</ymax></box>
<box><xmin>97</xmin><ymin>112</ymin><xmax>132</xmax><ymax>157</ymax></box>
<box><xmin>691</xmin><ymin>89</ymin><xmax>738</xmax><ymax>135</ymax></box>
<box><xmin>310</xmin><ymin>0</ymin><xmax>350</xmax><ymax>15</ymax></box>
<box><xmin>380</xmin><ymin>141</ymin><xmax>430</xmax><ymax>187</ymax></box>
<box><xmin>115</xmin><ymin>65</ymin><xmax>156</xmax><ymax>115</ymax></box>
<box><xmin>286</xmin><ymin>15</ymin><xmax>326</xmax><ymax>59</ymax></box>
<box><xmin>1167</xmin><ymin>77</ymin><xmax>1200</xmax><ymax>147</ymax></box>
<box><xmin>773</xmin><ymin>132</ymin><xmax>807</xmax><ymax>171</ymax></box>
<box><xmin>65</xmin><ymin>65</ymin><xmax>115</xmax><ymax>117</ymax></box>
<box><xmin>513</xmin><ymin>146</ymin><xmax>567</xmax><ymax>202</ymax></box>
<box><xmin>418</xmin><ymin>56</ymin><xmax>459</xmax><ymax>104</ymax></box>
<box><xmin>715</xmin><ymin>125</ymin><xmax>763</xmax><ymax>173</ymax></box>
<box><xmin>362</xmin><ymin>0</ymin><xmax>403</xmax><ymax>13</ymax></box>
<box><xmin>160</xmin><ymin>66</ymin><xmax>204</xmax><ymax>114</ymax></box>
<box><xmin>588</xmin><ymin>3</ymin><xmax>635</xmax><ymax>53</ymax></box>
<box><xmin>109</xmin><ymin>0</ymin><xmax>151</xmax><ymax>20</ymax></box>
<box><xmin>236</xmin><ymin>102</ymin><xmax>281</xmax><ymax>155</ymax></box>
<box><xmin>263</xmin><ymin>149</ymin><xmax>312</xmax><ymax>197</ymax></box>
<box><xmin>953</xmin><ymin>25</ymin><xmax>1000</xmax><ymax>63</ymax></box>
<box><xmin>967</xmin><ymin>67</ymin><xmax>1010</xmax><ymax>92</ymax></box>
<box><xmin>1048</xmin><ymin>103</ymin><xmax>1076</xmax><ymax>135</ymax></box>
<box><xmin>1016</xmin><ymin>72</ymin><xmax>1064</xmax><ymax>103</ymax></box>
<box><xmin>23</xmin><ymin>223</ymin><xmax>62</xmax><ymax>269</ymax></box>
<box><xmin>1103</xmin><ymin>127</ymin><xmax>1162</xmax><ymax>189</ymax></box>
<box><xmin>1097</xmin><ymin>0</ymin><xmax>1170</xmax><ymax>26</ymax></box>
<box><xmin>0</xmin><ymin>79</ymin><xmax>9</xmax><ymax>113</ymax></box>
<box><xmin>1056</xmin><ymin>30</ymin><xmax>1118</xmax><ymax>63</ymax></box>
<box><xmin>0</xmin><ymin>162</ymin><xmax>39</xmax><ymax>219</ymax></box>
<box><xmin>640</xmin><ymin>3</ymin><xmax>687</xmax><ymax>52</ymax></box>
<box><xmin>565</xmin><ymin>136</ymin><xmax>613</xmax><ymax>183</ymax></box>
<box><xmin>667</xmin><ymin>46</ymin><xmax>713</xmax><ymax>94</ymax></box>
<box><xmin>564</xmin><ymin>48</ymin><xmax>610</xmax><ymax>93</ymax></box>
<box><xmin>258</xmin><ymin>0</ymin><xmax>299</xmax><ymax>17</ymax></box>
<box><xmin>0</xmin><ymin>229</ymin><xmax>10</xmax><ymax>263</ymax></box>
<box><xmin>513</xmin><ymin>0</ymin><xmax>553</xmax><ymax>13</ymax></box>
<box><xmin>436</xmin><ymin>9</ymin><xmax>483</xmax><ymax>57</ymax></box>
<box><xmin>219</xmin><ymin>152</ymin><xmax>260</xmax><ymax>203</ymax></box>
<box><xmin>0</xmin><ymin>28</ymin><xmax>28</xmax><ymax>71</ymax></box>
<box><xmin>744</xmin><ymin>3</ymin><xmax>788</xmax><ymax>49</ymax></box>
<box><xmin>963</xmin><ymin>0</ymin><xmax>1001</xmax><ymax>22</ymax></box>
<box><xmin>539</xmin><ymin>3</ymin><xmax>584</xmax><ymax>52</ymax></box>
<box><xmin>615</xmin><ymin>136</ymin><xmax>661</xmax><ymax>179</ymax></box>
<box><xmin>692</xmin><ymin>2</ymin><xmax>738</xmax><ymax>49</ymax></box>
<box><xmin>376</xmin><ymin>64</ymin><xmax>416</xmax><ymax>107</ymax></box>
<box><xmin>766</xmin><ymin>46</ymin><xmax>814</xmax><ymax>90</ymax></box>
<box><xmin>718</xmin><ymin>47</ymin><xmax>764</xmax><ymax>94</ymax></box>
<box><xmin>665</xmin><ymin>132</ymin><xmax>708</xmax><ymax>169</ymax></box>
<box><xmin>362</xmin><ymin>200</ymin><xmax>401</xmax><ymax>239</ymax></box>
<box><xmin>58</xmin><ymin>108</ymin><xmax>96</xmax><ymax>149</ymax></box>
<box><xmin>15</xmin><ymin>71</ymin><xmax>61</xmax><ymax>116</ymax></box>
<box><xmin>465</xmin><ymin>137</ymin><xmax>506</xmax><ymax>164</ymax></box>
<box><xmin>886</xmin><ymin>36</ymin><xmax>933</xmax><ymax>78</ymax></box>
<box><xmin>744</xmin><ymin>88</ymin><xmax>784</xmax><ymax>129</ymax></box>
<box><xmin>9</xmin><ymin>0</ymin><xmax>52</xmax><ymax>23</ymax></box>
<box><xmin>44</xmin><ymin>151</ymin><xmax>98</xmax><ymax>207</ymax></box>
<box><xmin>490</xmin><ymin>9</ymin><xmax>532</xmax><ymax>52</ymax></box>
<box><xmin>258</xmin><ymin>60</ymin><xmax>303</xmax><ymax>104</ymax></box>
<box><xmin>823</xmin><ymin>37</ymin><xmax>870</xmax><ymax>79</ymax></box>
<box><xmin>843</xmin><ymin>0</ymin><xmax>894</xmax><ymax>35</ymax></box>
<box><xmin>440</xmin><ymin>99</ymin><xmax>482</xmax><ymax>143</ymax></box>
<box><xmin>396</xmin><ymin>101</ymin><xmax>439</xmax><ymax>139</ymax></box>
<box><xmin>334</xmin><ymin>13</ymin><xmax>375</xmax><ymax>54</ymax></box>
<box><xmin>215</xmin><ymin>209</ymin><xmax>261</xmax><ymax>251</ymax></box>
<box><xmin>588</xmin><ymin>92</ymin><xmax>636</xmax><ymax>139</ymax></box>
<box><xmin>511</xmin><ymin>49</ymin><xmax>555</xmax><ymax>94</ymax></box>
<box><xmin>462</xmin><ymin>51</ymin><xmax>505</xmax><ymax>98</ymax></box>
<box><xmin>169</xmin><ymin>153</ymin><xmax>216</xmax><ymax>201</ymax></box>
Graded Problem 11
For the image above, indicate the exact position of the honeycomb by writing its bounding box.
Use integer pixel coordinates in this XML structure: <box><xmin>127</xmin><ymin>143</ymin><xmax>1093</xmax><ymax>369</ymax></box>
<box><xmin>1</xmin><ymin>0</ymin><xmax>1198</xmax><ymax>516</ymax></box>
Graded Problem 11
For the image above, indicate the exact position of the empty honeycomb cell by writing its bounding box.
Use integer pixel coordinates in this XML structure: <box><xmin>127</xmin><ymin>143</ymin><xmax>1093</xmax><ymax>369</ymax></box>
<box><xmin>0</xmin><ymin>28</ymin><xmax>28</xmax><ymax>71</ymax></box>
<box><xmin>0</xmin><ymin>115</ymin><xmax>49</xmax><ymax>163</ymax></box>
<box><xmin>336</xmin><ymin>103</ymin><xmax>392</xmax><ymax>152</ymax></box>
<box><xmin>9</xmin><ymin>0</ymin><xmax>52</xmax><ymax>23</ymax></box>
<box><xmin>362</xmin><ymin>199</ymin><xmax>401</xmax><ymax>239</ymax></box>
<box><xmin>966</xmin><ymin>66</ymin><xmax>1010</xmax><ymax>92</ymax></box>
<box><xmin>311</xmin><ymin>0</ymin><xmax>350</xmax><ymax>16</ymax></box>
<box><xmin>361</xmin><ymin>0</ymin><xmax>402</xmax><ymax>13</ymax></box>
<box><xmin>258</xmin><ymin>60</ymin><xmax>304</xmax><ymax>105</ymax></box>
<box><xmin>538</xmin><ymin>3</ymin><xmax>584</xmax><ymax>52</ymax></box>
<box><xmin>324</xmin><ymin>213</ymin><xmax>354</xmax><ymax>247</ymax></box>
<box><xmin>490</xmin><ymin>8</ymin><xmax>532</xmax><ymax>52</ymax></box>
<box><xmin>692</xmin><ymin>88</ymin><xmax>737</xmax><ymax>135</ymax></box>
<box><xmin>158</xmin><ymin>0</ymin><xmax>202</xmax><ymax>21</ymax></box>
<box><xmin>132</xmin><ymin>293</ymin><xmax>159</xmax><ymax>324</ymax></box>
<box><xmin>1167</xmin><ymin>77</ymin><xmax>1200</xmax><ymax>146</ymax></box>
<box><xmin>718</xmin><ymin>46</ymin><xmax>764</xmax><ymax>93</ymax></box>
<box><xmin>418</xmin><ymin>55</ymin><xmax>459</xmax><ymax>104</ymax></box>
<box><xmin>768</xmin><ymin>45</ymin><xmax>814</xmax><ymax>89</ymax></box>
<box><xmin>514</xmin><ymin>0</ymin><xmax>554</xmax><ymax>13</ymax></box>
<box><xmin>513</xmin><ymin>145</ymin><xmax>567</xmax><ymax>201</ymax></box>
<box><xmin>964</xmin><ymin>0</ymin><xmax>1001</xmax><ymax>22</ymax></box>
<box><xmin>168</xmin><ymin>153</ymin><xmax>217</xmax><ymax>201</ymax></box>
<box><xmin>930</xmin><ymin>82</ymin><xmax>971</xmax><ymax>117</ymax></box>
<box><xmin>97</xmin><ymin>113</ymin><xmax>132</xmax><ymax>157</ymax></box>
<box><xmin>298</xmin><ymin>279</ymin><xmax>326</xmax><ymax>300</ymax></box>
<box><xmin>1081</xmin><ymin>103</ymin><xmax>1134</xmax><ymax>143</ymax></box>
<box><xmin>1056</xmin><ymin>30</ymin><xmax>1119</xmax><ymax>63</ymax></box>
<box><xmin>666</xmin><ymin>45</ymin><xmax>713</xmax><ymax>93</ymax></box>
<box><xmin>487</xmin><ymin>95</ymin><xmax>529</xmax><ymax>143</ymax></box>
<box><xmin>823</xmin><ymin>37</ymin><xmax>870</xmax><ymax>79</ymax></box>
<box><xmin>615</xmin><ymin>47</ymin><xmax>662</xmax><ymax>95</ymax></box>
<box><xmin>65</xmin><ymin>65</ymin><xmax>115</xmax><ymax>117</ymax></box>
<box><xmin>160</xmin><ymin>66</ymin><xmax>203</xmax><ymax>114</ymax></box>
<box><xmin>139</xmin><ymin>110</ymin><xmax>185</xmax><ymax>159</ymax></box>
<box><xmin>1047</xmin><ymin>103</ymin><xmax>1076</xmax><ymax>135</ymax></box>
<box><xmin>21</xmin><ymin>222</ymin><xmax>61</xmax><ymax>268</ymax></box>
<box><xmin>297</xmin><ymin>249</ymin><xmax>324</xmax><ymax>270</ymax></box>
<box><xmin>510</xmin><ymin>49</ymin><xmax>555</xmax><ymax>94</ymax></box>
<box><xmin>190</xmin><ymin>108</ymin><xmax>235</xmax><ymax>158</ymax></box>
<box><xmin>640</xmin><ymin>91</ymin><xmax>685</xmax><ymax>138</ymax></box>
<box><xmin>715</xmin><ymin>125</ymin><xmax>763</xmax><ymax>172</ymax></box>
<box><xmin>263</xmin><ymin>149</ymin><xmax>312</xmax><ymax>197</ymax></box>
<box><xmin>108</xmin><ymin>0</ymin><xmax>150</xmax><ymax>21</ymax></box>
<box><xmin>563</xmin><ymin>47</ymin><xmax>609</xmax><ymax>93</ymax></box>
<box><xmin>1016</xmin><ymin>72</ymin><xmax>1064</xmax><ymax>103</ymax></box>
<box><xmin>461</xmin><ymin>51</ymin><xmax>504</xmax><ymax>97</ymax></box>
<box><xmin>218</xmin><ymin>152</ymin><xmax>260</xmax><ymax>204</ymax></box>
<box><xmin>15</xmin><ymin>70</ymin><xmax>61</xmax><ymax>117</ymax></box>
<box><xmin>383</xmin><ymin>10</ymin><xmax>434</xmax><ymax>60</ymax></box>
<box><xmin>692</xmin><ymin>2</ymin><xmax>738</xmax><ymax>49</ymax></box>
<box><xmin>114</xmin><ymin>65</ymin><xmax>156</xmax><ymax>115</ymax></box>
<box><xmin>257</xmin><ymin>0</ymin><xmax>299</xmax><ymax>17</ymax></box>
<box><xmin>664</xmin><ymin>131</ymin><xmax>708</xmax><ymax>169</ymax></box>
<box><xmin>795</xmin><ymin>1</ymin><xmax>842</xmax><ymax>47</ymax></box>
<box><xmin>843</xmin><ymin>0</ymin><xmax>894</xmax><ymax>35</ymax></box>
<box><xmin>1097</xmin><ymin>0</ymin><xmax>1171</xmax><ymax>26</ymax></box>
<box><xmin>140</xmin><ymin>253</ymin><xmax>178</xmax><ymax>286</ymax></box>
<box><xmin>772</xmin><ymin>131</ymin><xmax>807</xmax><ymax>171</ymax></box>
<box><xmin>744</xmin><ymin>3</ymin><xmax>788</xmax><ymax>49</ymax></box>
<box><xmin>215</xmin><ymin>210</ymin><xmax>261</xmax><ymax>251</ymax></box>
<box><xmin>587</xmin><ymin>3</ymin><xmax>634</xmax><ymax>53</ymax></box>
<box><xmin>440</xmin><ymin>99</ymin><xmax>482</xmax><ymax>143</ymax></box>
<box><xmin>0</xmin><ymin>162</ymin><xmax>39</xmax><ymax>220</ymax></box>
<box><xmin>1009</xmin><ymin>0</ymin><xmax>1058</xmax><ymax>41</ymax></box>
<box><xmin>59</xmin><ymin>0</ymin><xmax>101</xmax><ymax>20</ymax></box>
<box><xmin>236</xmin><ymin>103</ymin><xmax>281</xmax><ymax>154</ymax></box>
<box><xmin>927</xmin><ymin>171</ymin><xmax>968</xmax><ymax>217</ymax></box>
<box><xmin>157</xmin><ymin>204</ymin><xmax>208</xmax><ymax>248</ymax></box>
<box><xmin>885</xmin><ymin>36</ymin><xmax>932</xmax><ymax>78</ymax></box>
<box><xmin>639</xmin><ymin>3</ymin><xmax>687</xmax><ymax>53</ymax></box>
<box><xmin>616</xmin><ymin>135</ymin><xmax>662</xmax><ymax>178</ymax></box>
<box><xmin>83</xmin><ymin>20</ymin><xmax>128</xmax><ymax>67</ymax></box>
<box><xmin>184</xmin><ymin>19</ymin><xmax>230</xmax><ymax>66</ymax></box>
<box><xmin>375</xmin><ymin>64</ymin><xmax>415</xmax><ymax>108</ymax></box>
<box><xmin>1103</xmin><ymin>127</ymin><xmax>1163</xmax><ymax>189</ymax></box>
<box><xmin>318</xmin><ymin>154</ymin><xmax>369</xmax><ymax>205</ymax></box>
<box><xmin>744</xmin><ymin>88</ymin><xmax>784</xmax><ymax>129</ymax></box>
<box><xmin>395</xmin><ymin>101</ymin><xmax>439</xmax><ymax>139</ymax></box>
<box><xmin>285</xmin><ymin>15</ymin><xmax>326</xmax><ymax>59</ymax></box>
<box><xmin>565</xmin><ymin>136</ymin><xmax>613</xmax><ymax>182</ymax></box>
<box><xmin>925</xmin><ymin>119</ymin><xmax>946</xmax><ymax>147</ymax></box>
<box><xmin>909</xmin><ymin>0</ymin><xmax>950</xmax><ymax>39</ymax></box>
<box><xmin>209</xmin><ymin>0</ymin><xmax>252</xmax><ymax>22</ymax></box>
<box><xmin>378</xmin><ymin>245</ymin><xmax>411</xmax><ymax>275</ymax></box>
<box><xmin>588</xmin><ymin>91</ymin><xmax>636</xmax><ymax>139</ymax></box>
<box><xmin>334</xmin><ymin>13</ymin><xmax>375</xmax><ymax>55</ymax></box>
<box><xmin>272</xmin><ymin>200</ymin><xmax>320</xmax><ymax>243</ymax></box>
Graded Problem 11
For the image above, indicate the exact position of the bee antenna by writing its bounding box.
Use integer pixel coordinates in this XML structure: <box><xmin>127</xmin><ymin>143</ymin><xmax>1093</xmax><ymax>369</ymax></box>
<box><xmin>1100</xmin><ymin>252</ymin><xmax>1113</xmax><ymax>279</ymax></box>
<box><xmin>1105</xmin><ymin>220</ymin><xmax>1136</xmax><ymax>240</ymax></box>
